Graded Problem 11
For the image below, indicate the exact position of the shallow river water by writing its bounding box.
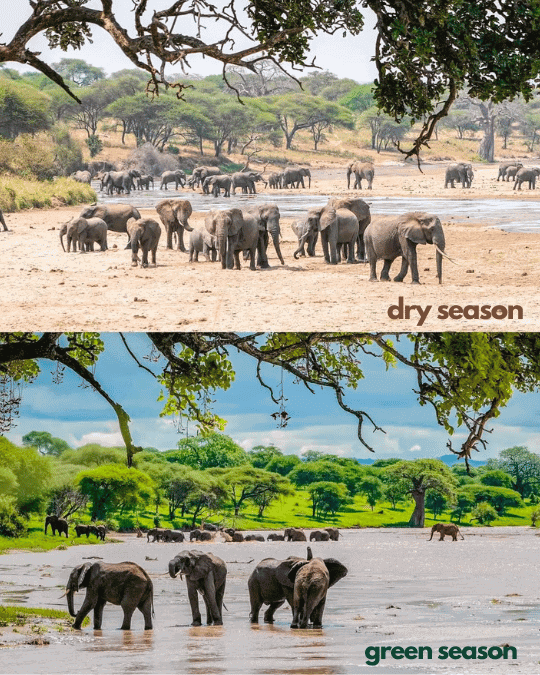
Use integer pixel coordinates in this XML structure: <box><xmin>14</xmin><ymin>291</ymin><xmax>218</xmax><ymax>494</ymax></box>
<box><xmin>1</xmin><ymin>528</ymin><xmax>539</xmax><ymax>674</ymax></box>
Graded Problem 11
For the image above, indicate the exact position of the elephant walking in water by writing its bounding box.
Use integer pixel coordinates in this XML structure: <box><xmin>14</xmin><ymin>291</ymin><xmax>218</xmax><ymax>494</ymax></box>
<box><xmin>66</xmin><ymin>561</ymin><xmax>153</xmax><ymax>630</ymax></box>
<box><xmin>429</xmin><ymin>523</ymin><xmax>464</xmax><ymax>541</ymax></box>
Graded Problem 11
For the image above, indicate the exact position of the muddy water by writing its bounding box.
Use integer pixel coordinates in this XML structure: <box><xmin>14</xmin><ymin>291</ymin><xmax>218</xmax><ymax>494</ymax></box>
<box><xmin>93</xmin><ymin>181</ymin><xmax>540</xmax><ymax>232</ymax></box>
<box><xmin>1</xmin><ymin>528</ymin><xmax>539</xmax><ymax>673</ymax></box>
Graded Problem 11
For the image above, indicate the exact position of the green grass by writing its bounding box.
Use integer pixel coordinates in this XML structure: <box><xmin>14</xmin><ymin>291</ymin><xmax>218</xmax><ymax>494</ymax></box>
<box><xmin>0</xmin><ymin>520</ymin><xmax>107</xmax><ymax>554</ymax></box>
<box><xmin>0</xmin><ymin>176</ymin><xmax>95</xmax><ymax>212</ymax></box>
<box><xmin>0</xmin><ymin>606</ymin><xmax>89</xmax><ymax>628</ymax></box>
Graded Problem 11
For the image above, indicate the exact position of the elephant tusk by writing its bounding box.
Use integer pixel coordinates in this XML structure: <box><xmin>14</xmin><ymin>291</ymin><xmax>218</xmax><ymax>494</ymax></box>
<box><xmin>435</xmin><ymin>245</ymin><xmax>458</xmax><ymax>265</ymax></box>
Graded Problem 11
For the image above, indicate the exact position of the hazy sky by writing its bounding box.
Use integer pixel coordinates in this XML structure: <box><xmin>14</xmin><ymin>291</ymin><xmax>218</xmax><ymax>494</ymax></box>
<box><xmin>4</xmin><ymin>334</ymin><xmax>540</xmax><ymax>463</ymax></box>
<box><xmin>4</xmin><ymin>2</ymin><xmax>378</xmax><ymax>83</ymax></box>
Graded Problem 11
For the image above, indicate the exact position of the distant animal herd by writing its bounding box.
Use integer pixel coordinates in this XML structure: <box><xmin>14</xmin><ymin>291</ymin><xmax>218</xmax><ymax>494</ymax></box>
<box><xmin>0</xmin><ymin>159</ymin><xmax>536</xmax><ymax>285</ymax></box>
<box><xmin>45</xmin><ymin>517</ymin><xmax>464</xmax><ymax>631</ymax></box>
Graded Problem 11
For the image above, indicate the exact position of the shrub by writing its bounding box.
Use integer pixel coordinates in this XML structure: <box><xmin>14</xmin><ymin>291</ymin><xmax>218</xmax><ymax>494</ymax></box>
<box><xmin>470</xmin><ymin>502</ymin><xmax>498</xmax><ymax>525</ymax></box>
<box><xmin>104</xmin><ymin>518</ymin><xmax>119</xmax><ymax>532</ymax></box>
<box><xmin>85</xmin><ymin>134</ymin><xmax>103</xmax><ymax>158</ymax></box>
<box><xmin>116</xmin><ymin>516</ymin><xmax>138</xmax><ymax>532</ymax></box>
<box><xmin>531</xmin><ymin>507</ymin><xmax>540</xmax><ymax>527</ymax></box>
<box><xmin>0</xmin><ymin>497</ymin><xmax>28</xmax><ymax>538</ymax></box>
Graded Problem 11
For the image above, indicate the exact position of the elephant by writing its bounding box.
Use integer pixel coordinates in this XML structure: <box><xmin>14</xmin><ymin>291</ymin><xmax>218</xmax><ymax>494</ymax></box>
<box><xmin>66</xmin><ymin>561</ymin><xmax>153</xmax><ymax>630</ymax></box>
<box><xmin>160</xmin><ymin>169</ymin><xmax>186</xmax><ymax>190</ymax></box>
<box><xmin>291</xmin><ymin>218</ymin><xmax>317</xmax><ymax>257</ymax></box>
<box><xmin>364</xmin><ymin>211</ymin><xmax>448</xmax><ymax>284</ymax></box>
<box><xmin>204</xmin><ymin>208</ymin><xmax>246</xmax><ymax>270</ymax></box>
<box><xmin>75</xmin><ymin>524</ymin><xmax>92</xmax><ymax>538</ymax></box>
<box><xmin>60</xmin><ymin>217</ymin><xmax>108</xmax><ymax>253</ymax></box>
<box><xmin>44</xmin><ymin>515</ymin><xmax>68</xmax><ymax>537</ymax></box>
<box><xmin>244</xmin><ymin>203</ymin><xmax>285</xmax><ymax>267</ymax></box>
<box><xmin>428</xmin><ymin>523</ymin><xmax>464</xmax><ymax>541</ymax></box>
<box><xmin>268</xmin><ymin>172</ymin><xmax>284</xmax><ymax>189</ymax></box>
<box><xmin>267</xmin><ymin>533</ymin><xmax>285</xmax><ymax>541</ymax></box>
<box><xmin>288</xmin><ymin>555</ymin><xmax>348</xmax><ymax>628</ymax></box>
<box><xmin>284</xmin><ymin>527</ymin><xmax>307</xmax><ymax>542</ymax></box>
<box><xmin>147</xmin><ymin>527</ymin><xmax>166</xmax><ymax>542</ymax></box>
<box><xmin>127</xmin><ymin>218</ymin><xmax>161</xmax><ymax>268</ymax></box>
<box><xmin>188</xmin><ymin>228</ymin><xmax>218</xmax><ymax>262</ymax></box>
<box><xmin>94</xmin><ymin>525</ymin><xmax>106</xmax><ymax>541</ymax></box>
<box><xmin>514</xmin><ymin>167</ymin><xmax>540</xmax><ymax>190</ymax></box>
<box><xmin>137</xmin><ymin>174</ymin><xmax>154</xmax><ymax>190</ymax></box>
<box><xmin>190</xmin><ymin>530</ymin><xmax>213</xmax><ymax>541</ymax></box>
<box><xmin>497</xmin><ymin>161</ymin><xmax>522</xmax><ymax>181</ymax></box>
<box><xmin>162</xmin><ymin>529</ymin><xmax>185</xmax><ymax>543</ymax></box>
<box><xmin>346</xmin><ymin>161</ymin><xmax>375</xmax><ymax>190</ymax></box>
<box><xmin>71</xmin><ymin>170</ymin><xmax>92</xmax><ymax>184</ymax></box>
<box><xmin>444</xmin><ymin>162</ymin><xmax>474</xmax><ymax>188</ymax></box>
<box><xmin>283</xmin><ymin>167</ymin><xmax>311</xmax><ymax>189</ymax></box>
<box><xmin>294</xmin><ymin>206</ymin><xmax>358</xmax><ymax>265</ymax></box>
<box><xmin>325</xmin><ymin>527</ymin><xmax>340</xmax><ymax>541</ymax></box>
<box><xmin>222</xmin><ymin>529</ymin><xmax>244</xmax><ymax>542</ymax></box>
<box><xmin>104</xmin><ymin>170</ymin><xmax>136</xmax><ymax>195</ymax></box>
<box><xmin>231</xmin><ymin>172</ymin><xmax>257</xmax><ymax>195</ymax></box>
<box><xmin>204</xmin><ymin>174</ymin><xmax>232</xmax><ymax>197</ymax></box>
<box><xmin>505</xmin><ymin>165</ymin><xmax>522</xmax><ymax>182</ymax></box>
<box><xmin>190</xmin><ymin>529</ymin><xmax>202</xmax><ymax>541</ymax></box>
<box><xmin>0</xmin><ymin>208</ymin><xmax>7</xmax><ymax>231</ymax></box>
<box><xmin>202</xmin><ymin>522</ymin><xmax>219</xmax><ymax>531</ymax></box>
<box><xmin>78</xmin><ymin>204</ymin><xmax>141</xmax><ymax>247</ymax></box>
<box><xmin>327</xmin><ymin>197</ymin><xmax>371</xmax><ymax>261</ymax></box>
<box><xmin>245</xmin><ymin>534</ymin><xmax>265</xmax><ymax>541</ymax></box>
<box><xmin>309</xmin><ymin>530</ymin><xmax>330</xmax><ymax>541</ymax></box>
<box><xmin>168</xmin><ymin>550</ymin><xmax>227</xmax><ymax>626</ymax></box>
<box><xmin>155</xmin><ymin>198</ymin><xmax>193</xmax><ymax>251</ymax></box>
<box><xmin>191</xmin><ymin>166</ymin><xmax>222</xmax><ymax>187</ymax></box>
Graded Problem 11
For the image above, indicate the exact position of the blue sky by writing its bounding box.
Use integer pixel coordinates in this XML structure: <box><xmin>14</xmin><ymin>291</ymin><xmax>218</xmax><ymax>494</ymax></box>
<box><xmin>5</xmin><ymin>3</ymin><xmax>378</xmax><ymax>83</ymax></box>
<box><xmin>4</xmin><ymin>334</ymin><xmax>540</xmax><ymax>462</ymax></box>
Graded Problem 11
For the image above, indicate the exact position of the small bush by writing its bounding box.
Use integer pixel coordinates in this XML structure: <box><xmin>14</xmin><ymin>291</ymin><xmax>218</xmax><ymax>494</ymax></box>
<box><xmin>531</xmin><ymin>507</ymin><xmax>540</xmax><ymax>527</ymax></box>
<box><xmin>104</xmin><ymin>518</ymin><xmax>119</xmax><ymax>532</ymax></box>
<box><xmin>0</xmin><ymin>497</ymin><xmax>28</xmax><ymax>537</ymax></box>
<box><xmin>116</xmin><ymin>516</ymin><xmax>138</xmax><ymax>532</ymax></box>
<box><xmin>470</xmin><ymin>502</ymin><xmax>498</xmax><ymax>525</ymax></box>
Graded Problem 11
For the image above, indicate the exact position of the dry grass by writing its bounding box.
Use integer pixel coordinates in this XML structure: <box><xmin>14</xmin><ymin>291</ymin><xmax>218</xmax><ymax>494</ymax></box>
<box><xmin>0</xmin><ymin>176</ymin><xmax>95</xmax><ymax>212</ymax></box>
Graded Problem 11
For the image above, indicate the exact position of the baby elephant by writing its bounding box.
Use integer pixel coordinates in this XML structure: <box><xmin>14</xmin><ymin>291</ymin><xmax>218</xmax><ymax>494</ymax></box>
<box><xmin>127</xmin><ymin>218</ymin><xmax>161</xmax><ymax>267</ymax></box>
<box><xmin>188</xmin><ymin>228</ymin><xmax>217</xmax><ymax>262</ymax></box>
<box><xmin>428</xmin><ymin>523</ymin><xmax>464</xmax><ymax>541</ymax></box>
<box><xmin>66</xmin><ymin>561</ymin><xmax>153</xmax><ymax>630</ymax></box>
<box><xmin>60</xmin><ymin>216</ymin><xmax>108</xmax><ymax>252</ymax></box>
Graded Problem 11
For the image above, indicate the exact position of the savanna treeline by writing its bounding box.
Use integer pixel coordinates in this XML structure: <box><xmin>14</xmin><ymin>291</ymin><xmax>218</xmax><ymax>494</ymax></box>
<box><xmin>1</xmin><ymin>430</ymin><xmax>538</xmax><ymax>540</ymax></box>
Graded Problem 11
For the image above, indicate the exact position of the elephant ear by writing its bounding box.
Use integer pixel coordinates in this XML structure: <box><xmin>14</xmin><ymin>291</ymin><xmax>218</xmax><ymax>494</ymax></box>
<box><xmin>323</xmin><ymin>559</ymin><xmax>348</xmax><ymax>587</ymax></box>
<box><xmin>76</xmin><ymin>218</ymin><xmax>88</xmax><ymax>233</ymax></box>
<box><xmin>399</xmin><ymin>214</ymin><xmax>428</xmax><ymax>245</ymax></box>
<box><xmin>156</xmin><ymin>200</ymin><xmax>176</xmax><ymax>224</ymax></box>
<box><xmin>275</xmin><ymin>557</ymin><xmax>304</xmax><ymax>588</ymax></box>
<box><xmin>75</xmin><ymin>562</ymin><xmax>93</xmax><ymax>590</ymax></box>
<box><xmin>204</xmin><ymin>211</ymin><xmax>218</xmax><ymax>235</ymax></box>
<box><xmin>228</xmin><ymin>208</ymin><xmax>244</xmax><ymax>236</ymax></box>
<box><xmin>287</xmin><ymin>560</ymin><xmax>309</xmax><ymax>585</ymax></box>
<box><xmin>319</xmin><ymin>207</ymin><xmax>337</xmax><ymax>232</ymax></box>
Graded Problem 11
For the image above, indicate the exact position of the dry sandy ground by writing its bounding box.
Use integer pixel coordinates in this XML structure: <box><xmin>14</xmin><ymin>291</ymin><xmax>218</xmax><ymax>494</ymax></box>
<box><xmin>2</xmin><ymin>163</ymin><xmax>540</xmax><ymax>332</ymax></box>
<box><xmin>1</xmin><ymin>528</ymin><xmax>539</xmax><ymax>674</ymax></box>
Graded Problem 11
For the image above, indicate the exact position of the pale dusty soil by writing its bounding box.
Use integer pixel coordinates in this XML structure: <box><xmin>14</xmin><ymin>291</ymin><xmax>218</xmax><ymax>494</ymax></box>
<box><xmin>2</xmin><ymin>163</ymin><xmax>540</xmax><ymax>332</ymax></box>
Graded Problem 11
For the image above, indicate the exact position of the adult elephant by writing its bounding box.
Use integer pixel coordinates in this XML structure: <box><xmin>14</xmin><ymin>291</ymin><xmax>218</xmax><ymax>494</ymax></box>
<box><xmin>288</xmin><ymin>555</ymin><xmax>348</xmax><ymax>628</ymax></box>
<box><xmin>137</xmin><ymin>175</ymin><xmax>154</xmax><ymax>190</ymax></box>
<box><xmin>75</xmin><ymin>524</ymin><xmax>92</xmax><ymax>538</ymax></box>
<box><xmin>93</xmin><ymin>525</ymin><xmax>106</xmax><ymax>541</ymax></box>
<box><xmin>205</xmin><ymin>174</ymin><xmax>232</xmax><ymax>197</ymax></box>
<box><xmin>284</xmin><ymin>527</ymin><xmax>307</xmax><ymax>542</ymax></box>
<box><xmin>328</xmin><ymin>197</ymin><xmax>371</xmax><ymax>261</ymax></box>
<box><xmin>204</xmin><ymin>208</ymin><xmax>245</xmax><ymax>270</ymax></box>
<box><xmin>309</xmin><ymin>530</ymin><xmax>330</xmax><ymax>541</ymax></box>
<box><xmin>162</xmin><ymin>529</ymin><xmax>185</xmax><ymax>543</ymax></box>
<box><xmin>155</xmin><ymin>198</ymin><xmax>193</xmax><ymax>251</ymax></box>
<box><xmin>104</xmin><ymin>170</ymin><xmax>135</xmax><ymax>195</ymax></box>
<box><xmin>346</xmin><ymin>161</ymin><xmax>374</xmax><ymax>190</ymax></box>
<box><xmin>169</xmin><ymin>550</ymin><xmax>227</xmax><ymax>626</ymax></box>
<box><xmin>79</xmin><ymin>204</ymin><xmax>141</xmax><ymax>247</ymax></box>
<box><xmin>514</xmin><ymin>167</ymin><xmax>540</xmax><ymax>190</ymax></box>
<box><xmin>66</xmin><ymin>561</ymin><xmax>153</xmax><ymax>630</ymax></box>
<box><xmin>191</xmin><ymin>166</ymin><xmax>222</xmax><ymax>187</ymax></box>
<box><xmin>127</xmin><ymin>218</ymin><xmax>161</xmax><ymax>268</ymax></box>
<box><xmin>44</xmin><ymin>515</ymin><xmax>68</xmax><ymax>537</ymax></box>
<box><xmin>245</xmin><ymin>203</ymin><xmax>285</xmax><ymax>267</ymax></box>
<box><xmin>267</xmin><ymin>533</ymin><xmax>285</xmax><ymax>541</ymax></box>
<box><xmin>283</xmin><ymin>167</ymin><xmax>311</xmax><ymax>189</ymax></box>
<box><xmin>444</xmin><ymin>162</ymin><xmax>473</xmax><ymax>188</ymax></box>
<box><xmin>497</xmin><ymin>161</ymin><xmax>522</xmax><ymax>181</ymax></box>
<box><xmin>71</xmin><ymin>170</ymin><xmax>92</xmax><ymax>184</ymax></box>
<box><xmin>160</xmin><ymin>169</ymin><xmax>186</xmax><ymax>190</ymax></box>
<box><xmin>325</xmin><ymin>527</ymin><xmax>340</xmax><ymax>541</ymax></box>
<box><xmin>429</xmin><ymin>523</ymin><xmax>464</xmax><ymax>541</ymax></box>
<box><xmin>147</xmin><ymin>527</ymin><xmax>166</xmax><ymax>542</ymax></box>
<box><xmin>364</xmin><ymin>212</ymin><xmax>449</xmax><ymax>284</ymax></box>
<box><xmin>505</xmin><ymin>165</ymin><xmax>522</xmax><ymax>182</ymax></box>
<box><xmin>268</xmin><ymin>172</ymin><xmax>283</xmax><ymax>189</ymax></box>
<box><xmin>294</xmin><ymin>206</ymin><xmax>358</xmax><ymax>265</ymax></box>
<box><xmin>0</xmin><ymin>209</ymin><xmax>7</xmax><ymax>231</ymax></box>
<box><xmin>60</xmin><ymin>217</ymin><xmax>107</xmax><ymax>253</ymax></box>
<box><xmin>231</xmin><ymin>172</ymin><xmax>257</xmax><ymax>195</ymax></box>
<box><xmin>245</xmin><ymin>534</ymin><xmax>265</xmax><ymax>541</ymax></box>
<box><xmin>188</xmin><ymin>228</ymin><xmax>217</xmax><ymax>262</ymax></box>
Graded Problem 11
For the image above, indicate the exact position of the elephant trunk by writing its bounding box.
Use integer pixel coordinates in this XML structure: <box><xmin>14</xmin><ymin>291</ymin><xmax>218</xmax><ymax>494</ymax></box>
<box><xmin>432</xmin><ymin>229</ymin><xmax>446</xmax><ymax>284</ymax></box>
<box><xmin>294</xmin><ymin>232</ymin><xmax>310</xmax><ymax>259</ymax></box>
<box><xmin>66</xmin><ymin>588</ymin><xmax>77</xmax><ymax>617</ymax></box>
<box><xmin>217</xmin><ymin>231</ymin><xmax>228</xmax><ymax>269</ymax></box>
<box><xmin>169</xmin><ymin>561</ymin><xmax>180</xmax><ymax>579</ymax></box>
<box><xmin>436</xmin><ymin>249</ymin><xmax>443</xmax><ymax>284</ymax></box>
<box><xmin>268</xmin><ymin>221</ymin><xmax>284</xmax><ymax>265</ymax></box>
<box><xmin>60</xmin><ymin>231</ymin><xmax>66</xmax><ymax>252</ymax></box>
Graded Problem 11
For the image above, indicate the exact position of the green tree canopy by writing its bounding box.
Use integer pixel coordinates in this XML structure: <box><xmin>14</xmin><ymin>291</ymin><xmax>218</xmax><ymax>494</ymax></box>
<box><xmin>22</xmin><ymin>431</ymin><xmax>71</xmax><ymax>457</ymax></box>
<box><xmin>308</xmin><ymin>481</ymin><xmax>351</xmax><ymax>518</ymax></box>
<box><xmin>60</xmin><ymin>444</ymin><xmax>126</xmax><ymax>468</ymax></box>
<box><xmin>52</xmin><ymin>58</ymin><xmax>105</xmax><ymax>87</ymax></box>
<box><xmin>478</xmin><ymin>470</ymin><xmax>515</xmax><ymax>489</ymax></box>
<box><xmin>264</xmin><ymin>454</ymin><xmax>301</xmax><ymax>476</ymax></box>
<box><xmin>210</xmin><ymin>465</ymin><xmax>291</xmax><ymax>516</ymax></box>
<box><xmin>164</xmin><ymin>433</ymin><xmax>248</xmax><ymax>471</ymax></box>
<box><xmin>0</xmin><ymin>80</ymin><xmax>51</xmax><ymax>139</ymax></box>
<box><xmin>0</xmin><ymin>437</ymin><xmax>53</xmax><ymax>514</ymax></box>
<box><xmin>486</xmin><ymin>447</ymin><xmax>540</xmax><ymax>498</ymax></box>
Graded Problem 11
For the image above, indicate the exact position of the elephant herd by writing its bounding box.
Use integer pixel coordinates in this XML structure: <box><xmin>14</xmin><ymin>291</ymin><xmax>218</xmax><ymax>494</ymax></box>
<box><xmin>146</xmin><ymin>526</ymin><xmax>340</xmax><ymax>543</ymax></box>
<box><xmin>44</xmin><ymin>515</ymin><xmax>106</xmax><ymax>540</ymax></box>
<box><xmin>65</xmin><ymin>545</ymin><xmax>348</xmax><ymax>632</ymax></box>
<box><xmin>444</xmin><ymin>160</ymin><xmax>540</xmax><ymax>190</ymax></box>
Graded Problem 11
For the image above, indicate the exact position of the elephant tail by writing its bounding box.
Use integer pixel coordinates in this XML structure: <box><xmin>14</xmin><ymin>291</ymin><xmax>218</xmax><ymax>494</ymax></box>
<box><xmin>222</xmin><ymin>602</ymin><xmax>229</xmax><ymax>612</ymax></box>
<box><xmin>458</xmin><ymin>530</ymin><xmax>464</xmax><ymax>540</ymax></box>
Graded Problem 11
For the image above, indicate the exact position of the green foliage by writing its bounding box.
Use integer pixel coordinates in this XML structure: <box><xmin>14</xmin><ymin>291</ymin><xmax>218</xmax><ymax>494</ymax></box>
<box><xmin>478</xmin><ymin>470</ymin><xmax>515</xmax><ymax>489</ymax></box>
<box><xmin>264</xmin><ymin>454</ymin><xmax>301</xmax><ymax>476</ymax></box>
<box><xmin>248</xmin><ymin>444</ymin><xmax>283</xmax><ymax>468</ymax></box>
<box><xmin>357</xmin><ymin>475</ymin><xmax>384</xmax><ymax>510</ymax></box>
<box><xmin>61</xmin><ymin>444</ymin><xmax>125</xmax><ymax>468</ymax></box>
<box><xmin>52</xmin><ymin>59</ymin><xmax>105</xmax><ymax>87</ymax></box>
<box><xmin>339</xmin><ymin>83</ymin><xmax>375</xmax><ymax>112</ymax></box>
<box><xmin>450</xmin><ymin>492</ymin><xmax>475</xmax><ymax>524</ymax></box>
<box><xmin>486</xmin><ymin>446</ymin><xmax>540</xmax><ymax>498</ymax></box>
<box><xmin>308</xmin><ymin>481</ymin><xmax>351</xmax><ymax>517</ymax></box>
<box><xmin>460</xmin><ymin>484</ymin><xmax>524</xmax><ymax>515</ymax></box>
<box><xmin>0</xmin><ymin>81</ymin><xmax>50</xmax><ymax>139</ymax></box>
<box><xmin>0</xmin><ymin>496</ymin><xmax>28</xmax><ymax>537</ymax></box>
<box><xmin>0</xmin><ymin>175</ymin><xmax>95</xmax><ymax>211</ymax></box>
<box><xmin>164</xmin><ymin>433</ymin><xmax>248</xmax><ymax>470</ymax></box>
<box><xmin>49</xmin><ymin>126</ymin><xmax>83</xmax><ymax>176</ymax></box>
<box><xmin>470</xmin><ymin>502</ymin><xmax>498</xmax><ymax>525</ymax></box>
<box><xmin>531</xmin><ymin>507</ymin><xmax>540</xmax><ymax>527</ymax></box>
<box><xmin>22</xmin><ymin>431</ymin><xmax>71</xmax><ymax>457</ymax></box>
<box><xmin>211</xmin><ymin>465</ymin><xmax>292</xmax><ymax>516</ymax></box>
<box><xmin>85</xmin><ymin>134</ymin><xmax>103</xmax><ymax>157</ymax></box>
<box><xmin>425</xmin><ymin>491</ymin><xmax>449</xmax><ymax>518</ymax></box>
<box><xmin>0</xmin><ymin>437</ymin><xmax>53</xmax><ymax>514</ymax></box>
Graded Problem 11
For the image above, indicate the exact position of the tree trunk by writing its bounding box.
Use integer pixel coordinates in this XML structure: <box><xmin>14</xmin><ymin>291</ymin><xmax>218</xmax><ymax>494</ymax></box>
<box><xmin>408</xmin><ymin>489</ymin><xmax>426</xmax><ymax>527</ymax></box>
<box><xmin>477</xmin><ymin>101</ymin><xmax>495</xmax><ymax>162</ymax></box>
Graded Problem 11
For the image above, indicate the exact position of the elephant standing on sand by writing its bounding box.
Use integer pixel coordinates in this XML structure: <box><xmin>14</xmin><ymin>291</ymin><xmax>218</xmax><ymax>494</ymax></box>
<box><xmin>292</xmin><ymin>218</ymin><xmax>317</xmax><ymax>257</ymax></box>
<box><xmin>188</xmin><ymin>228</ymin><xmax>217</xmax><ymax>262</ymax></box>
<box><xmin>155</xmin><ymin>198</ymin><xmax>193</xmax><ymax>251</ymax></box>
<box><xmin>283</xmin><ymin>167</ymin><xmax>311</xmax><ymax>189</ymax></box>
<box><xmin>60</xmin><ymin>217</ymin><xmax>108</xmax><ymax>252</ymax></box>
<box><xmin>205</xmin><ymin>208</ymin><xmax>247</xmax><ymax>270</ymax></box>
<box><xmin>0</xmin><ymin>209</ymin><xmax>7</xmax><ymax>231</ymax></box>
<box><xmin>429</xmin><ymin>523</ymin><xmax>464</xmax><ymax>541</ymax></box>
<box><xmin>191</xmin><ymin>166</ymin><xmax>222</xmax><ymax>188</ymax></box>
<box><xmin>231</xmin><ymin>172</ymin><xmax>258</xmax><ymax>195</ymax></box>
<box><xmin>169</xmin><ymin>550</ymin><xmax>227</xmax><ymax>626</ymax></box>
<box><xmin>346</xmin><ymin>161</ymin><xmax>374</xmax><ymax>190</ymax></box>
<box><xmin>45</xmin><ymin>515</ymin><xmax>68</xmax><ymax>537</ymax></box>
<box><xmin>364</xmin><ymin>212</ymin><xmax>449</xmax><ymax>284</ymax></box>
<box><xmin>497</xmin><ymin>161</ymin><xmax>522</xmax><ymax>181</ymax></box>
<box><xmin>284</xmin><ymin>527</ymin><xmax>307</xmax><ymax>541</ymax></box>
<box><xmin>204</xmin><ymin>175</ymin><xmax>232</xmax><ymax>197</ymax></box>
<box><xmin>79</xmin><ymin>204</ymin><xmax>141</xmax><ymax>247</ymax></box>
<box><xmin>328</xmin><ymin>196</ymin><xmax>371</xmax><ymax>261</ymax></box>
<box><xmin>127</xmin><ymin>218</ymin><xmax>161</xmax><ymax>268</ymax></box>
<box><xmin>245</xmin><ymin>203</ymin><xmax>285</xmax><ymax>267</ymax></box>
<box><xmin>66</xmin><ymin>561</ymin><xmax>153</xmax><ymax>630</ymax></box>
<box><xmin>294</xmin><ymin>205</ymin><xmax>358</xmax><ymax>265</ymax></box>
<box><xmin>444</xmin><ymin>162</ymin><xmax>473</xmax><ymax>188</ymax></box>
<box><xmin>268</xmin><ymin>172</ymin><xmax>283</xmax><ymax>189</ymax></box>
<box><xmin>514</xmin><ymin>167</ymin><xmax>540</xmax><ymax>190</ymax></box>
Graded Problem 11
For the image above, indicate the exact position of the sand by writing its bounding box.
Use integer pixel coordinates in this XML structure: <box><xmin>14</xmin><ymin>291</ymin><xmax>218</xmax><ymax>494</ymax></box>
<box><xmin>1</xmin><ymin>162</ymin><xmax>539</xmax><ymax>332</ymax></box>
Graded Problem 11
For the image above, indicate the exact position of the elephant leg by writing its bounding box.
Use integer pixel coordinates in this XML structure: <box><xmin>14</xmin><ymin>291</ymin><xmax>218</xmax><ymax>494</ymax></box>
<box><xmin>346</xmin><ymin>237</ymin><xmax>356</xmax><ymax>264</ymax></box>
<box><xmin>151</xmin><ymin>246</ymin><xmax>157</xmax><ymax>266</ymax></box>
<box><xmin>177</xmin><ymin>227</ymin><xmax>186</xmax><ymax>252</ymax></box>
<box><xmin>93</xmin><ymin>598</ymin><xmax>106</xmax><ymax>629</ymax></box>
<box><xmin>248</xmin><ymin>246</ymin><xmax>257</xmax><ymax>271</ymax></box>
<box><xmin>233</xmin><ymin>249</ymin><xmax>242</xmax><ymax>270</ymax></box>
<box><xmin>321</xmin><ymin>233</ymin><xmax>332</xmax><ymax>264</ymax></box>
<box><xmin>310</xmin><ymin>597</ymin><xmax>326</xmax><ymax>628</ymax></box>
<box><xmin>166</xmin><ymin>226</ymin><xmax>174</xmax><ymax>249</ymax></box>
<box><xmin>249</xmin><ymin>590</ymin><xmax>263</xmax><ymax>623</ymax></box>
<box><xmin>120</xmin><ymin>599</ymin><xmax>137</xmax><ymax>630</ymax></box>
<box><xmin>404</xmin><ymin>242</ymin><xmax>419</xmax><ymax>283</ymax></box>
<box><xmin>380</xmin><ymin>259</ymin><xmax>393</xmax><ymax>281</ymax></box>
<box><xmin>187</xmin><ymin>581</ymin><xmax>202</xmax><ymax>626</ymax></box>
<box><xmin>257</xmin><ymin>232</ymin><xmax>269</xmax><ymax>268</ymax></box>
<box><xmin>393</xmin><ymin>257</ymin><xmax>409</xmax><ymax>282</ymax></box>
<box><xmin>263</xmin><ymin>600</ymin><xmax>285</xmax><ymax>623</ymax></box>
<box><xmin>73</xmin><ymin>594</ymin><xmax>96</xmax><ymax>629</ymax></box>
<box><xmin>202</xmin><ymin>573</ymin><xmax>222</xmax><ymax>625</ymax></box>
